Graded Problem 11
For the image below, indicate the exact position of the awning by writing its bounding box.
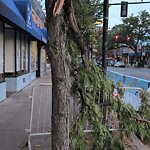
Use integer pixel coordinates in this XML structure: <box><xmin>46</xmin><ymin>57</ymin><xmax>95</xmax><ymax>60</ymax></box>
<box><xmin>129</xmin><ymin>52</ymin><xmax>143</xmax><ymax>57</ymax></box>
<box><xmin>128</xmin><ymin>53</ymin><xmax>135</xmax><ymax>57</ymax></box>
<box><xmin>0</xmin><ymin>0</ymin><xmax>25</xmax><ymax>29</ymax></box>
<box><xmin>29</xmin><ymin>22</ymin><xmax>47</xmax><ymax>44</ymax></box>
<box><xmin>40</xmin><ymin>28</ymin><xmax>48</xmax><ymax>44</ymax></box>
<box><xmin>30</xmin><ymin>21</ymin><xmax>42</xmax><ymax>41</ymax></box>
<box><xmin>14</xmin><ymin>0</ymin><xmax>47</xmax><ymax>44</ymax></box>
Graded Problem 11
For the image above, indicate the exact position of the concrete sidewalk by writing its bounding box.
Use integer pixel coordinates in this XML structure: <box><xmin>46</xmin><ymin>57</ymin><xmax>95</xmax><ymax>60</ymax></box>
<box><xmin>0</xmin><ymin>69</ymin><xmax>52</xmax><ymax>150</ymax></box>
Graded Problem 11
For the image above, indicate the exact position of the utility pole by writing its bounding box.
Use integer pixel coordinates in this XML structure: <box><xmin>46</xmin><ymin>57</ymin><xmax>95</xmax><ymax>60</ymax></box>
<box><xmin>102</xmin><ymin>0</ymin><xmax>109</xmax><ymax>74</ymax></box>
<box><xmin>102</xmin><ymin>0</ymin><xmax>109</xmax><ymax>125</ymax></box>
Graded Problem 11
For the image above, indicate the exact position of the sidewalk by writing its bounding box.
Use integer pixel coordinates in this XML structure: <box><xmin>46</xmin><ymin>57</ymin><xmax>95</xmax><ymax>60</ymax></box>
<box><xmin>0</xmin><ymin>68</ymin><xmax>149</xmax><ymax>150</ymax></box>
<box><xmin>0</xmin><ymin>69</ymin><xmax>52</xmax><ymax>150</ymax></box>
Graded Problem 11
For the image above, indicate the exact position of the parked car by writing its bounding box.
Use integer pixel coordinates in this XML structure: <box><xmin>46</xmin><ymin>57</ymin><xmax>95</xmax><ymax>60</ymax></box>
<box><xmin>107</xmin><ymin>60</ymin><xmax>115</xmax><ymax>66</ymax></box>
<box><xmin>114</xmin><ymin>61</ymin><xmax>125</xmax><ymax>68</ymax></box>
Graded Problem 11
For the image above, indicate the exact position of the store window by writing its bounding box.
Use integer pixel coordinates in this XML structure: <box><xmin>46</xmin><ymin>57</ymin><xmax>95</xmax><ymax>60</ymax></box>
<box><xmin>4</xmin><ymin>25</ymin><xmax>29</xmax><ymax>77</ymax></box>
<box><xmin>16</xmin><ymin>31</ymin><xmax>29</xmax><ymax>75</ymax></box>
<box><xmin>21</xmin><ymin>32</ymin><xmax>25</xmax><ymax>71</ymax></box>
<box><xmin>25</xmin><ymin>36</ymin><xmax>29</xmax><ymax>72</ymax></box>
<box><xmin>20</xmin><ymin>33</ymin><xmax>28</xmax><ymax>73</ymax></box>
<box><xmin>31</xmin><ymin>41</ymin><xmax>38</xmax><ymax>71</ymax></box>
<box><xmin>41</xmin><ymin>47</ymin><xmax>46</xmax><ymax>74</ymax></box>
<box><xmin>16</xmin><ymin>30</ymin><xmax>21</xmax><ymax>71</ymax></box>
<box><xmin>0</xmin><ymin>21</ymin><xmax>4</xmax><ymax>82</ymax></box>
<box><xmin>5</xmin><ymin>28</ymin><xmax>15</xmax><ymax>74</ymax></box>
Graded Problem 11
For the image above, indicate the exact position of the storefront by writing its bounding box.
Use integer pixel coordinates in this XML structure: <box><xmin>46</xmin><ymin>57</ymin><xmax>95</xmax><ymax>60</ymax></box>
<box><xmin>0</xmin><ymin>0</ymin><xmax>47</xmax><ymax>101</ymax></box>
<box><xmin>0</xmin><ymin>20</ymin><xmax>6</xmax><ymax>101</ymax></box>
<box><xmin>4</xmin><ymin>25</ymin><xmax>31</xmax><ymax>92</ymax></box>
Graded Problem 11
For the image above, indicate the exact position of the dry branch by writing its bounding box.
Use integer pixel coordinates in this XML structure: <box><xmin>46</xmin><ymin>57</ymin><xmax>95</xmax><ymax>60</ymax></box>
<box><xmin>65</xmin><ymin>0</ymin><xmax>89</xmax><ymax>68</ymax></box>
<box><xmin>53</xmin><ymin>0</ymin><xmax>65</xmax><ymax>16</ymax></box>
<box><xmin>134</xmin><ymin>115</ymin><xmax>150</xmax><ymax>128</ymax></box>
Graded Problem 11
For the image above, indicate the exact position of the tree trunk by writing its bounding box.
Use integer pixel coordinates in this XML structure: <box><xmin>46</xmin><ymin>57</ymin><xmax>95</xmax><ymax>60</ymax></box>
<box><xmin>46</xmin><ymin>1</ymin><xmax>70</xmax><ymax>149</ymax></box>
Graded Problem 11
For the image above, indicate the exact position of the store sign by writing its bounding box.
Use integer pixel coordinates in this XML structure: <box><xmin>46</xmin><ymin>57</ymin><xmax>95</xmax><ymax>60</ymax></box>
<box><xmin>26</xmin><ymin>2</ymin><xmax>32</xmax><ymax>29</ymax></box>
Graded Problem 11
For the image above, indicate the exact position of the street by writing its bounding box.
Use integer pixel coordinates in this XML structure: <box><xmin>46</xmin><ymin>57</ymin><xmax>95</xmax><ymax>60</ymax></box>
<box><xmin>108</xmin><ymin>66</ymin><xmax>150</xmax><ymax>81</ymax></box>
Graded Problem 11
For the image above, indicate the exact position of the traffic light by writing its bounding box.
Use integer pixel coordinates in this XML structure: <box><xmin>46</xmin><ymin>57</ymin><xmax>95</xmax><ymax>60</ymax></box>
<box><xmin>126</xmin><ymin>35</ymin><xmax>131</xmax><ymax>41</ymax></box>
<box><xmin>114</xmin><ymin>35</ymin><xmax>119</xmax><ymax>41</ymax></box>
<box><xmin>120</xmin><ymin>1</ymin><xmax>128</xmax><ymax>17</ymax></box>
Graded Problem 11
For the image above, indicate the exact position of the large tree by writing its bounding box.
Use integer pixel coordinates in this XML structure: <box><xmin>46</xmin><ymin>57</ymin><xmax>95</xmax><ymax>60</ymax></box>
<box><xmin>45</xmin><ymin>1</ymin><xmax>150</xmax><ymax>150</ymax></box>
<box><xmin>45</xmin><ymin>0</ymin><xmax>102</xmax><ymax>149</ymax></box>
<box><xmin>108</xmin><ymin>10</ymin><xmax>150</xmax><ymax>53</ymax></box>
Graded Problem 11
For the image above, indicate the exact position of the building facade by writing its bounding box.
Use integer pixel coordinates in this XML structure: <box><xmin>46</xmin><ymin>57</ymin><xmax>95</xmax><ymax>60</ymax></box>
<box><xmin>0</xmin><ymin>0</ymin><xmax>47</xmax><ymax>101</ymax></box>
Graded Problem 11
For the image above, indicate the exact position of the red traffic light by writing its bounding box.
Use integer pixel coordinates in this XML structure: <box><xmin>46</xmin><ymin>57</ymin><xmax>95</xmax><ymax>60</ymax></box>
<box><xmin>114</xmin><ymin>35</ymin><xmax>119</xmax><ymax>41</ymax></box>
<box><xmin>126</xmin><ymin>36</ymin><xmax>131</xmax><ymax>41</ymax></box>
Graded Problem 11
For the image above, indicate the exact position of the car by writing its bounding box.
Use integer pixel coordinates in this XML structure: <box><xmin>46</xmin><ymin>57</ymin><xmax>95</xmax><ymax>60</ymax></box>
<box><xmin>114</xmin><ymin>61</ymin><xmax>125</xmax><ymax>68</ymax></box>
<box><xmin>107</xmin><ymin>60</ymin><xmax>115</xmax><ymax>66</ymax></box>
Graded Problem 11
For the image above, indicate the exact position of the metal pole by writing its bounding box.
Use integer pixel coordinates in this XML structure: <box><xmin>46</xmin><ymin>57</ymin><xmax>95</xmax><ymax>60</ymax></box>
<box><xmin>102</xmin><ymin>0</ymin><xmax>109</xmax><ymax>74</ymax></box>
<box><xmin>110</xmin><ymin>1</ymin><xmax>150</xmax><ymax>6</ymax></box>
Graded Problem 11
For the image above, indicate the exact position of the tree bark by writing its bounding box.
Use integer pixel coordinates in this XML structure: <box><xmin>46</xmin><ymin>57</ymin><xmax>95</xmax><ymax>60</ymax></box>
<box><xmin>46</xmin><ymin>1</ymin><xmax>70</xmax><ymax>149</ymax></box>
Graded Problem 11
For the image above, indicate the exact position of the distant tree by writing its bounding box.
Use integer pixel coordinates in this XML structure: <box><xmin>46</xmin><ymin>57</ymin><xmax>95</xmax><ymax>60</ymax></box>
<box><xmin>108</xmin><ymin>10</ymin><xmax>150</xmax><ymax>55</ymax></box>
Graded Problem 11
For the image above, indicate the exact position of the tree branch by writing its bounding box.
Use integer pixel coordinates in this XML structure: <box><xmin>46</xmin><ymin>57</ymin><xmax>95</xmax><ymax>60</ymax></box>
<box><xmin>64</xmin><ymin>0</ymin><xmax>89</xmax><ymax>68</ymax></box>
<box><xmin>53</xmin><ymin>0</ymin><xmax>65</xmax><ymax>16</ymax></box>
<box><xmin>134</xmin><ymin>115</ymin><xmax>150</xmax><ymax>128</ymax></box>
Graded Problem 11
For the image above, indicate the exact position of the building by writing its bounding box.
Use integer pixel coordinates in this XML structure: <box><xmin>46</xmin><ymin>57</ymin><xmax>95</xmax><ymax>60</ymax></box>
<box><xmin>0</xmin><ymin>0</ymin><xmax>47</xmax><ymax>101</ymax></box>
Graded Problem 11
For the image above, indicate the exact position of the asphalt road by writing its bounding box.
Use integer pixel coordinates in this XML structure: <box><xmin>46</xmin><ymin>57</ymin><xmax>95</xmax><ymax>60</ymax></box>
<box><xmin>107</xmin><ymin>66</ymin><xmax>150</xmax><ymax>81</ymax></box>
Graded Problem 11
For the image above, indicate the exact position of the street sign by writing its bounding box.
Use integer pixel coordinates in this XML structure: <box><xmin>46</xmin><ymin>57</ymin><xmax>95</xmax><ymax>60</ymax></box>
<box><xmin>120</xmin><ymin>1</ymin><xmax>128</xmax><ymax>17</ymax></box>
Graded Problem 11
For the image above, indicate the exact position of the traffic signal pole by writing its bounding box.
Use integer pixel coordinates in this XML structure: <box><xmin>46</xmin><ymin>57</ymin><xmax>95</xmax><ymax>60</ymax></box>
<box><xmin>101</xmin><ymin>0</ymin><xmax>150</xmax><ymax>125</ymax></box>
<box><xmin>102</xmin><ymin>0</ymin><xmax>150</xmax><ymax>74</ymax></box>
<box><xmin>102</xmin><ymin>0</ymin><xmax>109</xmax><ymax>75</ymax></box>
<box><xmin>102</xmin><ymin>0</ymin><xmax>109</xmax><ymax>125</ymax></box>
<box><xmin>110</xmin><ymin>1</ymin><xmax>150</xmax><ymax>6</ymax></box>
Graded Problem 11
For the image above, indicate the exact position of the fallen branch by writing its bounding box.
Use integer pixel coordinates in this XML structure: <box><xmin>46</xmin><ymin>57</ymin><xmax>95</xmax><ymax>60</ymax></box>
<box><xmin>134</xmin><ymin>115</ymin><xmax>150</xmax><ymax>128</ymax></box>
<box><xmin>64</xmin><ymin>0</ymin><xmax>89</xmax><ymax>68</ymax></box>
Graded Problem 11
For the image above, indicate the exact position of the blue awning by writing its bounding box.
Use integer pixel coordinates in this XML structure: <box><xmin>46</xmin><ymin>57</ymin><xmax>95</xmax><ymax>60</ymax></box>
<box><xmin>31</xmin><ymin>21</ymin><xmax>43</xmax><ymax>41</ymax></box>
<box><xmin>40</xmin><ymin>28</ymin><xmax>48</xmax><ymax>44</ymax></box>
<box><xmin>128</xmin><ymin>53</ymin><xmax>135</xmax><ymax>57</ymax></box>
<box><xmin>27</xmin><ymin>21</ymin><xmax>47</xmax><ymax>43</ymax></box>
<box><xmin>145</xmin><ymin>52</ymin><xmax>150</xmax><ymax>55</ymax></box>
<box><xmin>14</xmin><ymin>0</ymin><xmax>28</xmax><ymax>20</ymax></box>
<box><xmin>14</xmin><ymin>0</ymin><xmax>47</xmax><ymax>44</ymax></box>
<box><xmin>0</xmin><ymin>0</ymin><xmax>25</xmax><ymax>30</ymax></box>
<box><xmin>129</xmin><ymin>52</ymin><xmax>144</xmax><ymax>57</ymax></box>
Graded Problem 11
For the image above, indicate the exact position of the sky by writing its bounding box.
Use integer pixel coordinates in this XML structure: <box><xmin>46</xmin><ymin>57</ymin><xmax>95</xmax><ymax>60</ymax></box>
<box><xmin>39</xmin><ymin>0</ymin><xmax>149</xmax><ymax>28</ymax></box>
<box><xmin>109</xmin><ymin>0</ymin><xmax>150</xmax><ymax>28</ymax></box>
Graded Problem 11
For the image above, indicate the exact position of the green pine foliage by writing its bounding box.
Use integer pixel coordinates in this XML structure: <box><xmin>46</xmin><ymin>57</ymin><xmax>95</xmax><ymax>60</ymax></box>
<box><xmin>67</xmin><ymin>1</ymin><xmax>150</xmax><ymax>149</ymax></box>
<box><xmin>136</xmin><ymin>92</ymin><xmax>150</xmax><ymax>142</ymax></box>
<box><xmin>69</xmin><ymin>61</ymin><xmax>150</xmax><ymax>149</ymax></box>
